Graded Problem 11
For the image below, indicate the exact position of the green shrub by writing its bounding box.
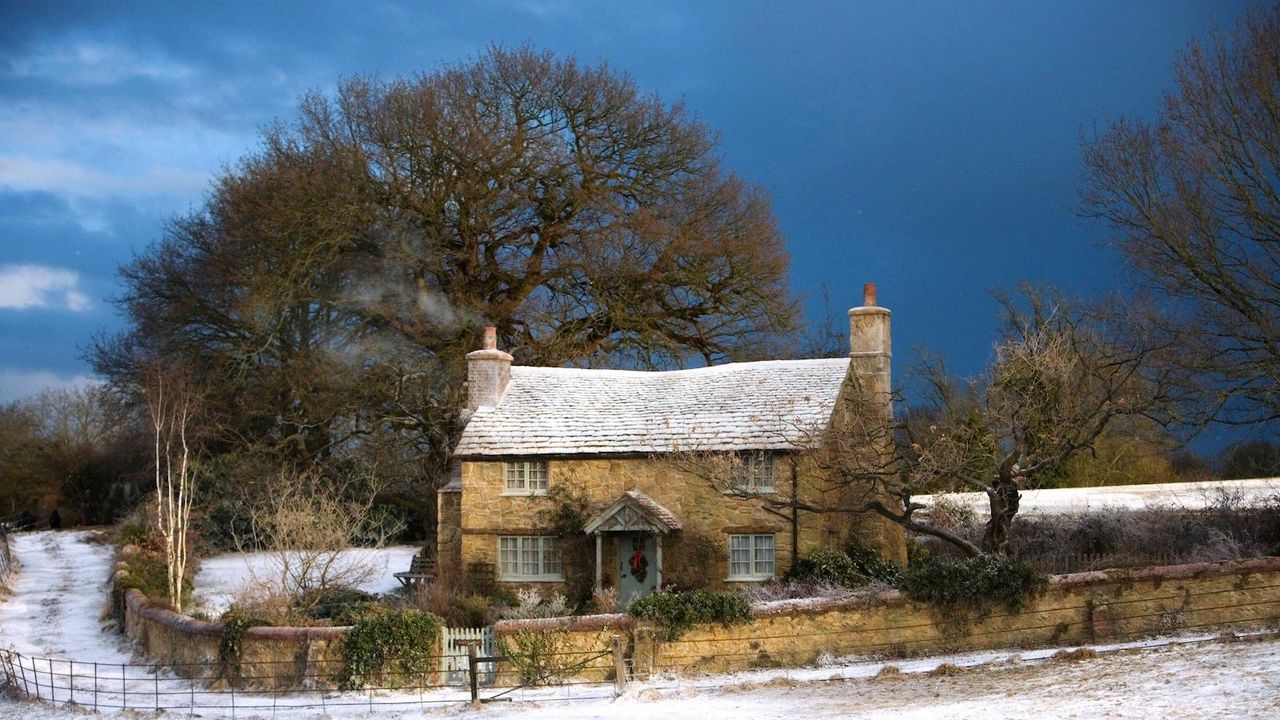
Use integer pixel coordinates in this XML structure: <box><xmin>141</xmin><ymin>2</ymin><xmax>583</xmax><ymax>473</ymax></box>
<box><xmin>629</xmin><ymin>589</ymin><xmax>752</xmax><ymax>639</ymax></box>
<box><xmin>846</xmin><ymin>544</ymin><xmax>903</xmax><ymax>585</ymax></box>
<box><xmin>218</xmin><ymin>606</ymin><xmax>272</xmax><ymax>679</ymax></box>
<box><xmin>906</xmin><ymin>540</ymin><xmax>933</xmax><ymax>568</ymax></box>
<box><xmin>299</xmin><ymin>587</ymin><xmax>377</xmax><ymax>625</ymax></box>
<box><xmin>116</xmin><ymin>522</ymin><xmax>151</xmax><ymax>549</ymax></box>
<box><xmin>497</xmin><ymin>626</ymin><xmax>577</xmax><ymax>686</ymax></box>
<box><xmin>787</xmin><ymin>548</ymin><xmax>867</xmax><ymax>588</ymax></box>
<box><xmin>899</xmin><ymin>555</ymin><xmax>1047</xmax><ymax>612</ymax></box>
<box><xmin>450</xmin><ymin>594</ymin><xmax>498</xmax><ymax>627</ymax></box>
<box><xmin>339</xmin><ymin>609</ymin><xmax>442</xmax><ymax>690</ymax></box>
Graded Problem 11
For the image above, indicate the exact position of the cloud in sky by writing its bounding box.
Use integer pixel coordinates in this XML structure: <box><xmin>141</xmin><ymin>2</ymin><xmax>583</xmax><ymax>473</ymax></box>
<box><xmin>0</xmin><ymin>368</ymin><xmax>98</xmax><ymax>404</ymax></box>
<box><xmin>6</xmin><ymin>39</ymin><xmax>197</xmax><ymax>86</ymax></box>
<box><xmin>0</xmin><ymin>263</ymin><xmax>90</xmax><ymax>312</ymax></box>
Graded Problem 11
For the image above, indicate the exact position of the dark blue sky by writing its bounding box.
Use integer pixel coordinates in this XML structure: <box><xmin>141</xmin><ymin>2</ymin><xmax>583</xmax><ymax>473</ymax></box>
<box><xmin>0</xmin><ymin>1</ymin><xmax>1256</xmax><ymax>425</ymax></box>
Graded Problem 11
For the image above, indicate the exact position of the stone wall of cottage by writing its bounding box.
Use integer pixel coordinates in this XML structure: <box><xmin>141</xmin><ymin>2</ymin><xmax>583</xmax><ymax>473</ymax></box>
<box><xmin>446</xmin><ymin>454</ymin><xmax>905</xmax><ymax>592</ymax></box>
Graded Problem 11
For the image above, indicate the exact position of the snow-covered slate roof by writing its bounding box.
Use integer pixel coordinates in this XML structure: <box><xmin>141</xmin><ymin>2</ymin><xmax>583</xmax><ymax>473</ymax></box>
<box><xmin>453</xmin><ymin>358</ymin><xmax>852</xmax><ymax>457</ymax></box>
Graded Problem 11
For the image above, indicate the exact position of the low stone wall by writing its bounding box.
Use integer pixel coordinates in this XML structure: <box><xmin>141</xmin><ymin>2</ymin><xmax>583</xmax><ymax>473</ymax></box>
<box><xmin>501</xmin><ymin>557</ymin><xmax>1280</xmax><ymax>679</ymax></box>
<box><xmin>0</xmin><ymin>530</ymin><xmax>11</xmax><ymax>587</ymax></box>
<box><xmin>121</xmin><ymin>589</ymin><xmax>349</xmax><ymax>690</ymax></box>
<box><xmin>492</xmin><ymin>613</ymin><xmax>632</xmax><ymax>685</ymax></box>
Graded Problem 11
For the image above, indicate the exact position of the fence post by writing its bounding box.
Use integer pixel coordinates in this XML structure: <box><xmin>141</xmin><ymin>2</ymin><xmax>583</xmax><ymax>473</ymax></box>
<box><xmin>612</xmin><ymin>635</ymin><xmax>627</xmax><ymax>696</ymax></box>
<box><xmin>467</xmin><ymin>644</ymin><xmax>479</xmax><ymax>706</ymax></box>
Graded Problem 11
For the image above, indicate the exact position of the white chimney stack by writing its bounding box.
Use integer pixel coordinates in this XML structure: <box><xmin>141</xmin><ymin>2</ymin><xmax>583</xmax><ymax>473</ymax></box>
<box><xmin>848</xmin><ymin>283</ymin><xmax>892</xmax><ymax>416</ymax></box>
<box><xmin>466</xmin><ymin>326</ymin><xmax>512</xmax><ymax>414</ymax></box>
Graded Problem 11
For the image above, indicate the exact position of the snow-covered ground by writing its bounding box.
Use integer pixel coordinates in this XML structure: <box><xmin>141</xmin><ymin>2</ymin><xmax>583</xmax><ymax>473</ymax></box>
<box><xmin>920</xmin><ymin>477</ymin><xmax>1279</xmax><ymax>516</ymax></box>
<box><xmin>192</xmin><ymin>545</ymin><xmax>420</xmax><ymax>617</ymax></box>
<box><xmin>0</xmin><ymin>530</ymin><xmax>132</xmax><ymax>661</ymax></box>
<box><xmin>3</xmin><ymin>526</ymin><xmax>1280</xmax><ymax>718</ymax></box>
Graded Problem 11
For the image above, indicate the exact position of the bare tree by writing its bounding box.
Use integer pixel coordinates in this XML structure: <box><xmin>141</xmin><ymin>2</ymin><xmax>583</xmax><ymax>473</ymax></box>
<box><xmin>93</xmin><ymin>45</ymin><xmax>798</xmax><ymax>543</ymax></box>
<box><xmin>695</xmin><ymin>290</ymin><xmax>1183</xmax><ymax>558</ymax></box>
<box><xmin>235</xmin><ymin>467</ymin><xmax>404</xmax><ymax>612</ymax></box>
<box><xmin>144</xmin><ymin>365</ymin><xmax>202</xmax><ymax>612</ymax></box>
<box><xmin>1080</xmin><ymin>4</ymin><xmax>1280</xmax><ymax>426</ymax></box>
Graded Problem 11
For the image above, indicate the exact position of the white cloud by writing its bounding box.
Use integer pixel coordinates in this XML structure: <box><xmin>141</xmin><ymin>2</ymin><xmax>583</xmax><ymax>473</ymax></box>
<box><xmin>0</xmin><ymin>369</ymin><xmax>100</xmax><ymax>404</ymax></box>
<box><xmin>0</xmin><ymin>264</ymin><xmax>91</xmax><ymax>312</ymax></box>
<box><xmin>0</xmin><ymin>155</ymin><xmax>209</xmax><ymax>201</ymax></box>
<box><xmin>6</xmin><ymin>40</ymin><xmax>197</xmax><ymax>86</ymax></box>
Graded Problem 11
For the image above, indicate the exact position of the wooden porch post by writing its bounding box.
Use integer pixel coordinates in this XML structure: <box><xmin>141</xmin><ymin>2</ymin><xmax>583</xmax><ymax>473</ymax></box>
<box><xmin>655</xmin><ymin>533</ymin><xmax>663</xmax><ymax>591</ymax></box>
<box><xmin>595</xmin><ymin>533</ymin><xmax>603</xmax><ymax>593</ymax></box>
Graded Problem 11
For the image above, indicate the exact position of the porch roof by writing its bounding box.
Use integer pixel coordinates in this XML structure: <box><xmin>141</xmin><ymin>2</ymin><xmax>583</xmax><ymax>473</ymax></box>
<box><xmin>582</xmin><ymin>489</ymin><xmax>682</xmax><ymax>535</ymax></box>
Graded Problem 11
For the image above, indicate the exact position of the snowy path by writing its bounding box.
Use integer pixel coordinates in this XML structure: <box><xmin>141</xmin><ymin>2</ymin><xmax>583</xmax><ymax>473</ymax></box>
<box><xmin>0</xmin><ymin>530</ymin><xmax>130</xmax><ymax>661</ymax></box>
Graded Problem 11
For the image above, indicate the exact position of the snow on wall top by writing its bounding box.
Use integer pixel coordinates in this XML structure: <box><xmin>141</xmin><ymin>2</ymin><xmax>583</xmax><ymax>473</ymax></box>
<box><xmin>453</xmin><ymin>358</ymin><xmax>852</xmax><ymax>457</ymax></box>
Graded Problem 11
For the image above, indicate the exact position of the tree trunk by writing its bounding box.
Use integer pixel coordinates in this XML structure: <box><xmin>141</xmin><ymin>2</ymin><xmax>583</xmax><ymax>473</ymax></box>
<box><xmin>982</xmin><ymin>478</ymin><xmax>1021</xmax><ymax>555</ymax></box>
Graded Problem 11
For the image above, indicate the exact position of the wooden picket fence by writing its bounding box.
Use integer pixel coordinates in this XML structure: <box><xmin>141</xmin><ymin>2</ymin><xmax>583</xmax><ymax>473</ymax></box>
<box><xmin>440</xmin><ymin>626</ymin><xmax>495</xmax><ymax>686</ymax></box>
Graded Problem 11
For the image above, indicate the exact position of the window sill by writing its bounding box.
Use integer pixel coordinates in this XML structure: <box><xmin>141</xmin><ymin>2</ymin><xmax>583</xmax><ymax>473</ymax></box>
<box><xmin>501</xmin><ymin>490</ymin><xmax>549</xmax><ymax>497</ymax></box>
<box><xmin>498</xmin><ymin>575</ymin><xmax>565</xmax><ymax>583</ymax></box>
<box><xmin>724</xmin><ymin>575</ymin><xmax>773</xmax><ymax>583</ymax></box>
<box><xmin>724</xmin><ymin>488</ymin><xmax>777</xmax><ymax>496</ymax></box>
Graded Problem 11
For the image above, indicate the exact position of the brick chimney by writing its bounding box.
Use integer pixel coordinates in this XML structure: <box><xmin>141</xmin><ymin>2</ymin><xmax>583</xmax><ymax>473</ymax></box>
<box><xmin>466</xmin><ymin>326</ymin><xmax>512</xmax><ymax>414</ymax></box>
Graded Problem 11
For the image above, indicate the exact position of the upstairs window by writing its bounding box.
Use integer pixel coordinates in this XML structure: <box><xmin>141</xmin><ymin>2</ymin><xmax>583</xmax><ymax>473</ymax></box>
<box><xmin>729</xmin><ymin>452</ymin><xmax>775</xmax><ymax>494</ymax></box>
<box><xmin>504</xmin><ymin>460</ymin><xmax>548</xmax><ymax>495</ymax></box>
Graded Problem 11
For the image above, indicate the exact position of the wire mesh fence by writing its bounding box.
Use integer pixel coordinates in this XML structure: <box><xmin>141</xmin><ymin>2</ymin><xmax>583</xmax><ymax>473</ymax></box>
<box><xmin>0</xmin><ymin>645</ymin><xmax>626</xmax><ymax>716</ymax></box>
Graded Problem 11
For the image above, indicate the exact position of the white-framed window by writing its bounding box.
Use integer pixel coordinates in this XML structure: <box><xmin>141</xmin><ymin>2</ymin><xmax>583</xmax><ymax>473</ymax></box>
<box><xmin>729</xmin><ymin>453</ymin><xmax>775</xmax><ymax>494</ymax></box>
<box><xmin>504</xmin><ymin>460</ymin><xmax>548</xmax><ymax>495</ymax></box>
<box><xmin>727</xmin><ymin>534</ymin><xmax>775</xmax><ymax>581</ymax></box>
<box><xmin>498</xmin><ymin>536</ymin><xmax>563</xmax><ymax>581</ymax></box>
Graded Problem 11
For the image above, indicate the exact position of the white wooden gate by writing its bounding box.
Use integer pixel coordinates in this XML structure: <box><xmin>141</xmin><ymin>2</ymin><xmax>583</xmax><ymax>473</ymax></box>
<box><xmin>440</xmin><ymin>626</ymin><xmax>495</xmax><ymax>685</ymax></box>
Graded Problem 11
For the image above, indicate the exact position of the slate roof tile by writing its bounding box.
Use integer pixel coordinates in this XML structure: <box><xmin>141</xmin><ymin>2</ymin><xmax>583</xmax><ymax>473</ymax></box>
<box><xmin>454</xmin><ymin>358</ymin><xmax>851</xmax><ymax>457</ymax></box>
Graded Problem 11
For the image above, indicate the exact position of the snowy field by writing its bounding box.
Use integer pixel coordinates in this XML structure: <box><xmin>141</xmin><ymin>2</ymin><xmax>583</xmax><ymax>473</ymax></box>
<box><xmin>3</xmin><ymin>527</ymin><xmax>1280</xmax><ymax>718</ymax></box>
<box><xmin>193</xmin><ymin>545</ymin><xmax>420</xmax><ymax>616</ymax></box>
<box><xmin>920</xmin><ymin>477</ymin><xmax>1279</xmax><ymax>516</ymax></box>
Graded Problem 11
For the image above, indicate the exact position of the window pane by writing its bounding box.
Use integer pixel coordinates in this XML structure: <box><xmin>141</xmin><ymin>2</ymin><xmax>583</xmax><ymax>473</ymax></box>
<box><xmin>528</xmin><ymin>461</ymin><xmax>547</xmax><ymax>491</ymax></box>
<box><xmin>754</xmin><ymin>535</ymin><xmax>775</xmax><ymax>576</ymax></box>
<box><xmin>505</xmin><ymin>462</ymin><xmax>524</xmax><ymax>491</ymax></box>
<box><xmin>730</xmin><ymin>535</ymin><xmax>752</xmax><ymax>576</ymax></box>
<box><xmin>755</xmin><ymin>455</ymin><xmax>775</xmax><ymax>490</ymax></box>
<box><xmin>521</xmin><ymin>537</ymin><xmax>538</xmax><ymax>575</ymax></box>
<box><xmin>543</xmin><ymin>537</ymin><xmax>561</xmax><ymax>575</ymax></box>
<box><xmin>500</xmin><ymin>538</ymin><xmax>518</xmax><ymax>576</ymax></box>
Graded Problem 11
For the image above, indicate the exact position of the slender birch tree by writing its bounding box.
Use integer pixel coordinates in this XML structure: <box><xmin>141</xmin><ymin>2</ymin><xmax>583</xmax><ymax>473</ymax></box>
<box><xmin>145</xmin><ymin>365</ymin><xmax>201</xmax><ymax>612</ymax></box>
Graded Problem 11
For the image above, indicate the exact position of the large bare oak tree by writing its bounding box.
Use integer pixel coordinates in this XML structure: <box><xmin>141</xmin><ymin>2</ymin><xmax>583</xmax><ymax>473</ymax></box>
<box><xmin>93</xmin><ymin>47</ymin><xmax>796</xmax><ymax>537</ymax></box>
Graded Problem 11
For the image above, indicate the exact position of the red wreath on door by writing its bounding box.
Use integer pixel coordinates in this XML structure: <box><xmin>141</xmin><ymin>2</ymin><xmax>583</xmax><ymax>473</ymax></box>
<box><xmin>629</xmin><ymin>548</ymin><xmax>649</xmax><ymax>583</ymax></box>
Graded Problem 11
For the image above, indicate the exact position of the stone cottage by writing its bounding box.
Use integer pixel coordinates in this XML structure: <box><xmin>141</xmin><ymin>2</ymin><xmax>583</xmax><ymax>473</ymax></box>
<box><xmin>437</xmin><ymin>285</ymin><xmax>906</xmax><ymax>607</ymax></box>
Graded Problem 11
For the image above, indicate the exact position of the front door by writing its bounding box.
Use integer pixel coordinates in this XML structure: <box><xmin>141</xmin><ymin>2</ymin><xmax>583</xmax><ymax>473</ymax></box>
<box><xmin>616</xmin><ymin>533</ymin><xmax>657</xmax><ymax>608</ymax></box>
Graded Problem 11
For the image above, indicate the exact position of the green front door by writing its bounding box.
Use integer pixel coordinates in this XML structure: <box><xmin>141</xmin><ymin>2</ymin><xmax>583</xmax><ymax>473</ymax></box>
<box><xmin>616</xmin><ymin>533</ymin><xmax>657</xmax><ymax>609</ymax></box>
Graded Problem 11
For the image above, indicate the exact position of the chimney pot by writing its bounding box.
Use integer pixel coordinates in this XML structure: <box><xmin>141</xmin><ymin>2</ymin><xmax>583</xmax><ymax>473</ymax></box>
<box><xmin>863</xmin><ymin>283</ymin><xmax>877</xmax><ymax>307</ymax></box>
<box><xmin>482</xmin><ymin>326</ymin><xmax>497</xmax><ymax>350</ymax></box>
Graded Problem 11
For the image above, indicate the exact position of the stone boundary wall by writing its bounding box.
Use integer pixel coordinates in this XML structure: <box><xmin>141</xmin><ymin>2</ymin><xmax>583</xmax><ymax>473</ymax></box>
<box><xmin>501</xmin><ymin>556</ymin><xmax>1280</xmax><ymax>680</ymax></box>
<box><xmin>122</xmin><ymin>589</ymin><xmax>349</xmax><ymax>690</ymax></box>
<box><xmin>0</xmin><ymin>530</ymin><xmax>11</xmax><ymax>586</ymax></box>
<box><xmin>118</xmin><ymin>556</ymin><xmax>1280</xmax><ymax>688</ymax></box>
<box><xmin>118</xmin><ymin>581</ymin><xmax>350</xmax><ymax>690</ymax></box>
